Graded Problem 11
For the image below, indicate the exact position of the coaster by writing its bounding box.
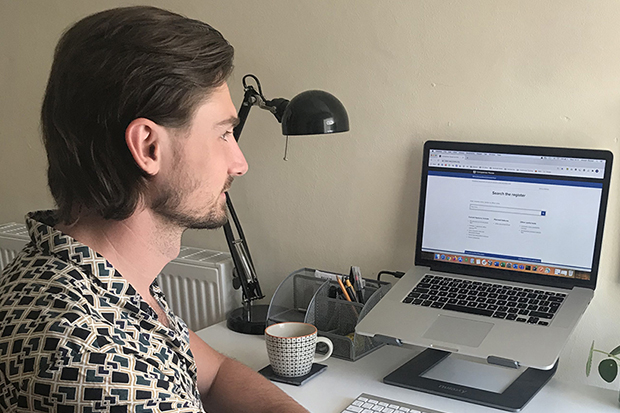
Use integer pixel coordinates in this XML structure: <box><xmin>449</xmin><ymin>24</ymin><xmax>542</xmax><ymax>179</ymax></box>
<box><xmin>259</xmin><ymin>363</ymin><xmax>327</xmax><ymax>386</ymax></box>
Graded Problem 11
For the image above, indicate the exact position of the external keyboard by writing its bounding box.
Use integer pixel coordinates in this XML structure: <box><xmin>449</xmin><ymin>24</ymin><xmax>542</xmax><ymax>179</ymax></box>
<box><xmin>402</xmin><ymin>274</ymin><xmax>566</xmax><ymax>326</ymax></box>
<box><xmin>341</xmin><ymin>393</ymin><xmax>446</xmax><ymax>413</ymax></box>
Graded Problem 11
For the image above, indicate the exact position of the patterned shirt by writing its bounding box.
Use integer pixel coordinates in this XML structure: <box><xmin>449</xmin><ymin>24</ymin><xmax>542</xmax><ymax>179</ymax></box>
<box><xmin>0</xmin><ymin>211</ymin><xmax>205</xmax><ymax>412</ymax></box>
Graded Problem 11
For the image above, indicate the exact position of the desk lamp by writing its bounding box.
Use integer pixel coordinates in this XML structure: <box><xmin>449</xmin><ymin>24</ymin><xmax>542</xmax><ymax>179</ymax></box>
<box><xmin>225</xmin><ymin>74</ymin><xmax>349</xmax><ymax>334</ymax></box>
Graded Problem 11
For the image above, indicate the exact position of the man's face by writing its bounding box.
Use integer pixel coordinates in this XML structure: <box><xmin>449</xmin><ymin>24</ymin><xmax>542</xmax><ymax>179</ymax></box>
<box><xmin>150</xmin><ymin>83</ymin><xmax>248</xmax><ymax>229</ymax></box>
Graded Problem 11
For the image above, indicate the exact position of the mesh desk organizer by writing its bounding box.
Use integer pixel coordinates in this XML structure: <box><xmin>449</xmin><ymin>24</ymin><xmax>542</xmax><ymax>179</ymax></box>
<box><xmin>266</xmin><ymin>268</ymin><xmax>391</xmax><ymax>361</ymax></box>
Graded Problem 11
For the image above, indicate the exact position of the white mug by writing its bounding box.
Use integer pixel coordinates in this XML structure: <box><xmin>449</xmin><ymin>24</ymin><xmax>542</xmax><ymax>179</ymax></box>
<box><xmin>265</xmin><ymin>322</ymin><xmax>334</xmax><ymax>377</ymax></box>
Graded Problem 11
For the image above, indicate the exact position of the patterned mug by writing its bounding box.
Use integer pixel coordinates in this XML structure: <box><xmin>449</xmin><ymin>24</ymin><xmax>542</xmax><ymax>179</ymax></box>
<box><xmin>265</xmin><ymin>322</ymin><xmax>334</xmax><ymax>377</ymax></box>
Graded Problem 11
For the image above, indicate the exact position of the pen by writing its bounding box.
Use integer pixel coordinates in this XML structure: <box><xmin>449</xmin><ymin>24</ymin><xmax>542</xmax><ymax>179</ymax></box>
<box><xmin>352</xmin><ymin>266</ymin><xmax>364</xmax><ymax>304</ymax></box>
<box><xmin>345</xmin><ymin>278</ymin><xmax>358</xmax><ymax>303</ymax></box>
<box><xmin>337</xmin><ymin>276</ymin><xmax>352</xmax><ymax>302</ymax></box>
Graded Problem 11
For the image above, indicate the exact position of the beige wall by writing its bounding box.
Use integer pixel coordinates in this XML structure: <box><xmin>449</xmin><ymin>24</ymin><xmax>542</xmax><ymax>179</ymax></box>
<box><xmin>2</xmin><ymin>0</ymin><xmax>619</xmax><ymax>388</ymax></box>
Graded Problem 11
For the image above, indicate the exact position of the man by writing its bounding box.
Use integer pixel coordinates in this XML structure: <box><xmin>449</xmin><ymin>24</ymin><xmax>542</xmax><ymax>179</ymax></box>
<box><xmin>0</xmin><ymin>6</ymin><xmax>307</xmax><ymax>412</ymax></box>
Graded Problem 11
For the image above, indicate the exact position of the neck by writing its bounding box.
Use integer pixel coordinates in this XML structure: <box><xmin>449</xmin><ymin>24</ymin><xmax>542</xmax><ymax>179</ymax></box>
<box><xmin>56</xmin><ymin>208</ymin><xmax>183</xmax><ymax>299</ymax></box>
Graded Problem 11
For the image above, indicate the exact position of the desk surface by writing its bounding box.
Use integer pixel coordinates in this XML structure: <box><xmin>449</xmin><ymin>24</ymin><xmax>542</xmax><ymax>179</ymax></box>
<box><xmin>196</xmin><ymin>322</ymin><xmax>618</xmax><ymax>413</ymax></box>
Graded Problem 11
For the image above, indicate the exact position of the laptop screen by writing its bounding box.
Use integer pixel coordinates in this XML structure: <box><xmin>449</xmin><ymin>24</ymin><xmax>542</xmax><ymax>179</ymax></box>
<box><xmin>415</xmin><ymin>141</ymin><xmax>612</xmax><ymax>289</ymax></box>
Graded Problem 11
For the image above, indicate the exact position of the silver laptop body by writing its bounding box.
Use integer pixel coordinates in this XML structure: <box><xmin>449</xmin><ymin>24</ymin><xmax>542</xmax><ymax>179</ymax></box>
<box><xmin>357</xmin><ymin>141</ymin><xmax>612</xmax><ymax>369</ymax></box>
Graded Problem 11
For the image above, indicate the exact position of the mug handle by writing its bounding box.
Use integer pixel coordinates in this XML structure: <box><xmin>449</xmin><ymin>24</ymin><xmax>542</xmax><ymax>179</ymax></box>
<box><xmin>313</xmin><ymin>336</ymin><xmax>334</xmax><ymax>363</ymax></box>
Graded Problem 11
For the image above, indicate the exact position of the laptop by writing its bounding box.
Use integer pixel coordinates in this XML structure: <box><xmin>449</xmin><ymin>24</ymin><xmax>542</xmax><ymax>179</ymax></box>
<box><xmin>357</xmin><ymin>140</ymin><xmax>612</xmax><ymax>369</ymax></box>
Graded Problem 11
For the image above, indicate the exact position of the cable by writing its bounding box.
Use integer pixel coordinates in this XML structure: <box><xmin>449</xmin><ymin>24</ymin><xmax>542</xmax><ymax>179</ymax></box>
<box><xmin>376</xmin><ymin>270</ymin><xmax>405</xmax><ymax>282</ymax></box>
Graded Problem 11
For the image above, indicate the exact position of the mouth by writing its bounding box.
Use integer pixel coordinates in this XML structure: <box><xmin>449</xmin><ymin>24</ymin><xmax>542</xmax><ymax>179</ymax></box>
<box><xmin>221</xmin><ymin>177</ymin><xmax>234</xmax><ymax>194</ymax></box>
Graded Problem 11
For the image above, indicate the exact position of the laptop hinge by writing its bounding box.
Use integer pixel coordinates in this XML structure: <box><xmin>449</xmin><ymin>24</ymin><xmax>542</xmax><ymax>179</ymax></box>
<box><xmin>374</xmin><ymin>334</ymin><xmax>403</xmax><ymax>347</ymax></box>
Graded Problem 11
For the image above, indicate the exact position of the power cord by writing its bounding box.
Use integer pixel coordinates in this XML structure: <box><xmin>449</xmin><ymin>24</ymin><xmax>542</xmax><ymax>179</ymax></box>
<box><xmin>376</xmin><ymin>270</ymin><xmax>405</xmax><ymax>282</ymax></box>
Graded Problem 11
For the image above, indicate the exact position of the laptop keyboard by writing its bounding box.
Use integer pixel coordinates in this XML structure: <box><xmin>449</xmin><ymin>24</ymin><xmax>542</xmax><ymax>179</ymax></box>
<box><xmin>402</xmin><ymin>274</ymin><xmax>566</xmax><ymax>326</ymax></box>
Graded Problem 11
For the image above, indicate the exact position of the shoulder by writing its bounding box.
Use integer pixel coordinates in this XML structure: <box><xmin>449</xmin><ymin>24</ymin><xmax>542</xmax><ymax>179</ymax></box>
<box><xmin>1</xmin><ymin>248</ymin><xmax>96</xmax><ymax>320</ymax></box>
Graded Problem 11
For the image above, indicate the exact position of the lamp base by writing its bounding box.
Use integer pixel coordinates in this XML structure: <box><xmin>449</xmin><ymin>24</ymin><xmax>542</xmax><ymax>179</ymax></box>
<box><xmin>226</xmin><ymin>304</ymin><xmax>270</xmax><ymax>335</ymax></box>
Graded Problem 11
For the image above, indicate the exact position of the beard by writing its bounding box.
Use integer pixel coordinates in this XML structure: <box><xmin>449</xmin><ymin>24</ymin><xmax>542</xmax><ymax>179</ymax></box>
<box><xmin>150</xmin><ymin>173</ymin><xmax>233</xmax><ymax>231</ymax></box>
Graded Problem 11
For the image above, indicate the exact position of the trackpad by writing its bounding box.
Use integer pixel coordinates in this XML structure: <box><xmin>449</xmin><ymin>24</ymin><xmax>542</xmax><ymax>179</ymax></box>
<box><xmin>423</xmin><ymin>315</ymin><xmax>494</xmax><ymax>348</ymax></box>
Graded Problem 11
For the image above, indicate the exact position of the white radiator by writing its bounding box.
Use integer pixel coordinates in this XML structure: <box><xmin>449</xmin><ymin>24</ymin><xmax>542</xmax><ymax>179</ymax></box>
<box><xmin>0</xmin><ymin>222</ymin><xmax>239</xmax><ymax>331</ymax></box>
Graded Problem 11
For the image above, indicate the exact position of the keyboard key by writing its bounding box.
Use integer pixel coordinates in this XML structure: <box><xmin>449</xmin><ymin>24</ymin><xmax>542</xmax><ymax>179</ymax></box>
<box><xmin>529</xmin><ymin>311</ymin><xmax>553</xmax><ymax>319</ymax></box>
<box><xmin>442</xmin><ymin>303</ymin><xmax>494</xmax><ymax>317</ymax></box>
<box><xmin>493</xmin><ymin>312</ymin><xmax>507</xmax><ymax>319</ymax></box>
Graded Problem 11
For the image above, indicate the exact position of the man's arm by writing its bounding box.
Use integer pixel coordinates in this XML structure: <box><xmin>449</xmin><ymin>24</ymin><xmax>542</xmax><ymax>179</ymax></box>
<box><xmin>188</xmin><ymin>329</ymin><xmax>308</xmax><ymax>413</ymax></box>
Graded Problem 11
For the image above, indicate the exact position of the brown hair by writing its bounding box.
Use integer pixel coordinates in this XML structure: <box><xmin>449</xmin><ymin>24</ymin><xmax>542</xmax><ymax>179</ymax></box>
<box><xmin>41</xmin><ymin>6</ymin><xmax>234</xmax><ymax>223</ymax></box>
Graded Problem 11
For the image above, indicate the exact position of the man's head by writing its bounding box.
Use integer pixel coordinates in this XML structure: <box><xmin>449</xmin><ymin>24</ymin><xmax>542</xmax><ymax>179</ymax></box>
<box><xmin>41</xmin><ymin>6</ymin><xmax>240</xmax><ymax>226</ymax></box>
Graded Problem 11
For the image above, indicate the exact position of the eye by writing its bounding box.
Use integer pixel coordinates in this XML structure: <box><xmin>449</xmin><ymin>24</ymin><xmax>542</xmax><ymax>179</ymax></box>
<box><xmin>220</xmin><ymin>130</ymin><xmax>233</xmax><ymax>142</ymax></box>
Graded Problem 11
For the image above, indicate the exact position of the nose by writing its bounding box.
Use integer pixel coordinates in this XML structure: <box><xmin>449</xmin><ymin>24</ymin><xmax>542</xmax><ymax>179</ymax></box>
<box><xmin>229</xmin><ymin>138</ymin><xmax>249</xmax><ymax>176</ymax></box>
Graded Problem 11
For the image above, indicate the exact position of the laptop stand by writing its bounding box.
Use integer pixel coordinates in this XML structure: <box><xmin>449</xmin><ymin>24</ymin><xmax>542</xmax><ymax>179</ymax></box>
<box><xmin>383</xmin><ymin>348</ymin><xmax>557</xmax><ymax>412</ymax></box>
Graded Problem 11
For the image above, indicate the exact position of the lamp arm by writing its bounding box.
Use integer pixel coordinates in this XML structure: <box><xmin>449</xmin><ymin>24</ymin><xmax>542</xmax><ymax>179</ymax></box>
<box><xmin>223</xmin><ymin>194</ymin><xmax>264</xmax><ymax>303</ymax></box>
<box><xmin>232</xmin><ymin>86</ymin><xmax>261</xmax><ymax>142</ymax></box>
<box><xmin>223</xmin><ymin>84</ymin><xmax>267</xmax><ymax>304</ymax></box>
<box><xmin>224</xmin><ymin>76</ymin><xmax>291</xmax><ymax>303</ymax></box>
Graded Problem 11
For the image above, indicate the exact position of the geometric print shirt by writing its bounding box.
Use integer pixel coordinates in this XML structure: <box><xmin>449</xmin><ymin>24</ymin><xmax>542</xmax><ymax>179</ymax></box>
<box><xmin>0</xmin><ymin>211</ymin><xmax>205</xmax><ymax>412</ymax></box>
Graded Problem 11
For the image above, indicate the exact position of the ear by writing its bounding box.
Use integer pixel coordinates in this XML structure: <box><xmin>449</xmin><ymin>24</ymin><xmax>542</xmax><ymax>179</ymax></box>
<box><xmin>125</xmin><ymin>118</ymin><xmax>163</xmax><ymax>176</ymax></box>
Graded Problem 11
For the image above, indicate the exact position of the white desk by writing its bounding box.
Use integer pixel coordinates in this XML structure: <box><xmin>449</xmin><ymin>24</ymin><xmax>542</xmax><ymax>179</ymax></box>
<box><xmin>196</xmin><ymin>322</ymin><xmax>618</xmax><ymax>413</ymax></box>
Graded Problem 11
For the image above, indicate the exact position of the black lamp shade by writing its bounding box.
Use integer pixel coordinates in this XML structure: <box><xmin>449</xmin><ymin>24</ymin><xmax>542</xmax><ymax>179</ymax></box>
<box><xmin>281</xmin><ymin>90</ymin><xmax>349</xmax><ymax>136</ymax></box>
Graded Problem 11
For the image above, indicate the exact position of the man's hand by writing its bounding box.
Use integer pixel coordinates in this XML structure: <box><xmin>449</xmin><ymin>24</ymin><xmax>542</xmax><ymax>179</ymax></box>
<box><xmin>189</xmin><ymin>329</ymin><xmax>308</xmax><ymax>413</ymax></box>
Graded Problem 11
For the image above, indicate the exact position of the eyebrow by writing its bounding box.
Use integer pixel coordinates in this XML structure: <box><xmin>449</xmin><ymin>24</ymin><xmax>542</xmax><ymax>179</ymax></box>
<box><xmin>216</xmin><ymin>116</ymin><xmax>240</xmax><ymax>128</ymax></box>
